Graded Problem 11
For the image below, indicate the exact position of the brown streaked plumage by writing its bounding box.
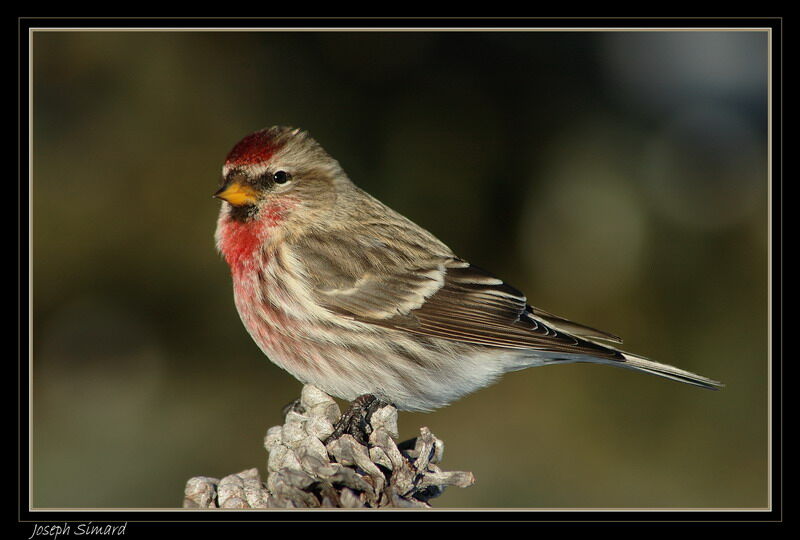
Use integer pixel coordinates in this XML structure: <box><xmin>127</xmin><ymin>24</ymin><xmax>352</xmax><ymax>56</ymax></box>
<box><xmin>214</xmin><ymin>126</ymin><xmax>722</xmax><ymax>412</ymax></box>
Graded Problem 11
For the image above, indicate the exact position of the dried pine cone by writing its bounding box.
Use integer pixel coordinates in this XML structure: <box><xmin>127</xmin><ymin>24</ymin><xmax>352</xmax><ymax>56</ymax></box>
<box><xmin>183</xmin><ymin>385</ymin><xmax>474</xmax><ymax>508</ymax></box>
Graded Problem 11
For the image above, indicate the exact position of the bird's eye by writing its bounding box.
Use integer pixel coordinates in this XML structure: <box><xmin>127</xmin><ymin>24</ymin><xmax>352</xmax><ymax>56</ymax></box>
<box><xmin>273</xmin><ymin>170</ymin><xmax>291</xmax><ymax>185</ymax></box>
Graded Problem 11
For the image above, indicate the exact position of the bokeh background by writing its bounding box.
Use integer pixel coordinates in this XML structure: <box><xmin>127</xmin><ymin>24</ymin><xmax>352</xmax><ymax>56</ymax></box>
<box><xmin>31</xmin><ymin>29</ymin><xmax>770</xmax><ymax>509</ymax></box>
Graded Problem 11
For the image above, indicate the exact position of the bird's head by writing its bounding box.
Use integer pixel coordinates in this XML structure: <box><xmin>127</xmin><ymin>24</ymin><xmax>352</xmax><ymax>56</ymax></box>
<box><xmin>215</xmin><ymin>126</ymin><xmax>346</xmax><ymax>223</ymax></box>
<box><xmin>214</xmin><ymin>126</ymin><xmax>346</xmax><ymax>268</ymax></box>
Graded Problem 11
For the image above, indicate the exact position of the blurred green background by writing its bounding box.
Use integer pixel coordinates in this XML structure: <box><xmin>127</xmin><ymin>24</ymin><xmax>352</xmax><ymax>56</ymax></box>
<box><xmin>31</xmin><ymin>29</ymin><xmax>769</xmax><ymax>509</ymax></box>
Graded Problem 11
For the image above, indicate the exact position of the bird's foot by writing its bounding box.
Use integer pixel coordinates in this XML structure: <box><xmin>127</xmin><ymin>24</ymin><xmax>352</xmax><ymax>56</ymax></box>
<box><xmin>324</xmin><ymin>394</ymin><xmax>388</xmax><ymax>446</ymax></box>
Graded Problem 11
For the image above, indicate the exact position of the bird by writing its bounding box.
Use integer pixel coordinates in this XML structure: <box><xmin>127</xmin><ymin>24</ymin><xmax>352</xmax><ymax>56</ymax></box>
<box><xmin>214</xmin><ymin>126</ymin><xmax>722</xmax><ymax>417</ymax></box>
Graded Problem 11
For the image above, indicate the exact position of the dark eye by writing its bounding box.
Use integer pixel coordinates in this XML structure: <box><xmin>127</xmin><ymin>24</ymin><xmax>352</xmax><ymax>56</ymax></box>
<box><xmin>273</xmin><ymin>170</ymin><xmax>291</xmax><ymax>184</ymax></box>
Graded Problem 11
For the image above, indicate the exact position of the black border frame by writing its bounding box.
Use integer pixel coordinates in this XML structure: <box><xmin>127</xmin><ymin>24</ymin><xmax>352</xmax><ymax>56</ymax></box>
<box><xmin>17</xmin><ymin>16</ymin><xmax>783</xmax><ymax>532</ymax></box>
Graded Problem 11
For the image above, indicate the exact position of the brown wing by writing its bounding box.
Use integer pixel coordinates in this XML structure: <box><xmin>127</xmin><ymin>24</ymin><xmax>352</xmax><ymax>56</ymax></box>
<box><xmin>292</xmin><ymin>230</ymin><xmax>622</xmax><ymax>361</ymax></box>
<box><xmin>378</xmin><ymin>260</ymin><xmax>623</xmax><ymax>360</ymax></box>
<box><xmin>527</xmin><ymin>305</ymin><xmax>622</xmax><ymax>344</ymax></box>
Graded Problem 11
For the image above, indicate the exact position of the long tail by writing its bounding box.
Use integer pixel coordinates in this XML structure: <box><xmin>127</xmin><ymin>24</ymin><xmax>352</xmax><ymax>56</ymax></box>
<box><xmin>609</xmin><ymin>352</ymin><xmax>723</xmax><ymax>390</ymax></box>
<box><xmin>522</xmin><ymin>308</ymin><xmax>723</xmax><ymax>390</ymax></box>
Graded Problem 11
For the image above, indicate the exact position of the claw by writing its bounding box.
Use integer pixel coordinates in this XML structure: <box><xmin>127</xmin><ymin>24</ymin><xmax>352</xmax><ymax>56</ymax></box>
<box><xmin>324</xmin><ymin>394</ymin><xmax>388</xmax><ymax>446</ymax></box>
<box><xmin>281</xmin><ymin>398</ymin><xmax>304</xmax><ymax>417</ymax></box>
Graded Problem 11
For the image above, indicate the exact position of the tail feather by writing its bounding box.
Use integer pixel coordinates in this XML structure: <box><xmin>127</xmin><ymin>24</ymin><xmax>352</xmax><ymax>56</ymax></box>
<box><xmin>613</xmin><ymin>353</ymin><xmax>723</xmax><ymax>390</ymax></box>
<box><xmin>523</xmin><ymin>310</ymin><xmax>723</xmax><ymax>390</ymax></box>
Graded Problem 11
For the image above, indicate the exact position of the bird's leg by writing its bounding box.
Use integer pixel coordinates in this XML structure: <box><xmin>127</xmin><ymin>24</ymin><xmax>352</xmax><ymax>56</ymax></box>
<box><xmin>325</xmin><ymin>394</ymin><xmax>388</xmax><ymax>446</ymax></box>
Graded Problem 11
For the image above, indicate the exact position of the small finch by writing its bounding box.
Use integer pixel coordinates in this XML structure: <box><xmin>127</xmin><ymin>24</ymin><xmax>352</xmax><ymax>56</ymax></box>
<box><xmin>214</xmin><ymin>126</ymin><xmax>721</xmax><ymax>414</ymax></box>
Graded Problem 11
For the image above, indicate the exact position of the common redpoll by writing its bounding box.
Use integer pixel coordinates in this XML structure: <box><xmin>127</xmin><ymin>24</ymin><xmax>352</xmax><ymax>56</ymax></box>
<box><xmin>214</xmin><ymin>126</ymin><xmax>721</xmax><ymax>413</ymax></box>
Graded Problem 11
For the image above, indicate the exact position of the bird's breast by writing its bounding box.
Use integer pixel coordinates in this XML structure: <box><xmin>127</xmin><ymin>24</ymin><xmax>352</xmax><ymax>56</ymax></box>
<box><xmin>216</xmin><ymin>216</ymin><xmax>269</xmax><ymax>272</ymax></box>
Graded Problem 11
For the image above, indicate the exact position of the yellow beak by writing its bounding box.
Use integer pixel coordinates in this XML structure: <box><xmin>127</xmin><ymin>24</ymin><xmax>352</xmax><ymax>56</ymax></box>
<box><xmin>213</xmin><ymin>181</ymin><xmax>259</xmax><ymax>206</ymax></box>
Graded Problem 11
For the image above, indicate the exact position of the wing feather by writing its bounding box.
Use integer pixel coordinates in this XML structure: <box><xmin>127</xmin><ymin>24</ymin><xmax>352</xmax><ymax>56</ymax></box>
<box><xmin>291</xmin><ymin>230</ymin><xmax>623</xmax><ymax>361</ymax></box>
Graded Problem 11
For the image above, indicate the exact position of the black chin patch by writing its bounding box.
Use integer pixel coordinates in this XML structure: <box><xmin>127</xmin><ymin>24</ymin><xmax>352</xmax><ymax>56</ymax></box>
<box><xmin>228</xmin><ymin>203</ymin><xmax>258</xmax><ymax>223</ymax></box>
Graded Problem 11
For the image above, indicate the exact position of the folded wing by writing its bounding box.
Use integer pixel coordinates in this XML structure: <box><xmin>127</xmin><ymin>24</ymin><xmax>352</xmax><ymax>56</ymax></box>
<box><xmin>291</xmin><ymin>230</ymin><xmax>624</xmax><ymax>361</ymax></box>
